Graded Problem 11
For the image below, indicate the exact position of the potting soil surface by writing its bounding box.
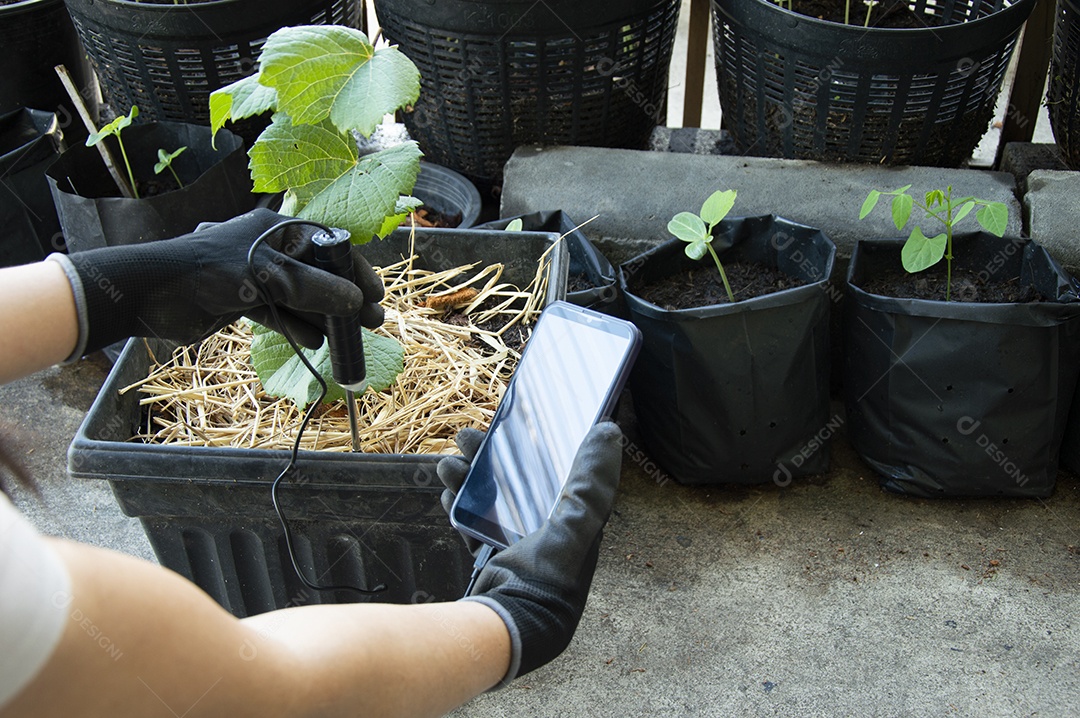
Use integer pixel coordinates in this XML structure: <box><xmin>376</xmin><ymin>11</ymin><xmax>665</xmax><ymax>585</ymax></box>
<box><xmin>858</xmin><ymin>266</ymin><xmax>1046</xmax><ymax>303</ymax></box>
<box><xmin>635</xmin><ymin>261</ymin><xmax>808</xmax><ymax>309</ymax></box>
<box><xmin>792</xmin><ymin>0</ymin><xmax>926</xmax><ymax>28</ymax></box>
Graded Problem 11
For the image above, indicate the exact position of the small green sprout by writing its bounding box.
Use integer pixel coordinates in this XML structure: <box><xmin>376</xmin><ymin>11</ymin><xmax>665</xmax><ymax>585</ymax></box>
<box><xmin>86</xmin><ymin>105</ymin><xmax>140</xmax><ymax>199</ymax></box>
<box><xmin>154</xmin><ymin>146</ymin><xmax>188</xmax><ymax>189</ymax></box>
<box><xmin>505</xmin><ymin>218</ymin><xmax>524</xmax><ymax>232</ymax></box>
<box><xmin>668</xmin><ymin>189</ymin><xmax>738</xmax><ymax>303</ymax></box>
<box><xmin>860</xmin><ymin>185</ymin><xmax>1009</xmax><ymax>301</ymax></box>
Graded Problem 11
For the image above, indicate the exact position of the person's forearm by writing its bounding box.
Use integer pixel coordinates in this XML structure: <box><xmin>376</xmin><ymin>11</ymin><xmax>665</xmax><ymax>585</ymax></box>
<box><xmin>3</xmin><ymin>539</ymin><xmax>509</xmax><ymax>718</ymax></box>
<box><xmin>0</xmin><ymin>261</ymin><xmax>79</xmax><ymax>383</ymax></box>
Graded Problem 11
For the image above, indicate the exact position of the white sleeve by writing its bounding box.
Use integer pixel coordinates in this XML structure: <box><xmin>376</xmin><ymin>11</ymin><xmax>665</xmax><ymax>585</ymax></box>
<box><xmin>0</xmin><ymin>493</ymin><xmax>71</xmax><ymax>709</ymax></box>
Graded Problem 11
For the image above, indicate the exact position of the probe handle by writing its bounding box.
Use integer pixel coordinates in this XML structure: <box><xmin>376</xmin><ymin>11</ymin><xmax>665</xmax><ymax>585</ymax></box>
<box><xmin>311</xmin><ymin>229</ymin><xmax>366</xmax><ymax>392</ymax></box>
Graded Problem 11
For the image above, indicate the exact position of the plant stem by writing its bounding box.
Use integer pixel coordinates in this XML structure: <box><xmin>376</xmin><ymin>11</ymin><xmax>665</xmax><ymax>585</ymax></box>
<box><xmin>706</xmin><ymin>244</ymin><xmax>736</xmax><ymax>303</ymax></box>
<box><xmin>944</xmin><ymin>187</ymin><xmax>954</xmax><ymax>302</ymax></box>
<box><xmin>168</xmin><ymin>165</ymin><xmax>184</xmax><ymax>189</ymax></box>
<box><xmin>864</xmin><ymin>1</ymin><xmax>873</xmax><ymax>27</ymax></box>
<box><xmin>845</xmin><ymin>0</ymin><xmax>850</xmax><ymax>24</ymax></box>
<box><xmin>116</xmin><ymin>137</ymin><xmax>139</xmax><ymax>199</ymax></box>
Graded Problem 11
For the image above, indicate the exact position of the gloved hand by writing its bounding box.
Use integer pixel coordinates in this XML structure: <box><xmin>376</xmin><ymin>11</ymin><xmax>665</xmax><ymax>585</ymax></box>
<box><xmin>54</xmin><ymin>208</ymin><xmax>384</xmax><ymax>356</ymax></box>
<box><xmin>436</xmin><ymin>422</ymin><xmax>623</xmax><ymax>687</ymax></box>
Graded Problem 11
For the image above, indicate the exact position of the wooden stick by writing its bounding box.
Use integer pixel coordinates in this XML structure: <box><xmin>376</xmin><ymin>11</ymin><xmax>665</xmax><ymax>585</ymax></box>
<box><xmin>54</xmin><ymin>64</ymin><xmax>136</xmax><ymax>199</ymax></box>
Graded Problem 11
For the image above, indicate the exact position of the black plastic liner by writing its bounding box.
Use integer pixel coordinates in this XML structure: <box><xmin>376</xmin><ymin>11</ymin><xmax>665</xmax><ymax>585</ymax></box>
<box><xmin>478</xmin><ymin>211</ymin><xmax>618</xmax><ymax>312</ymax></box>
<box><xmin>412</xmin><ymin>162</ymin><xmax>482</xmax><ymax>228</ymax></box>
<box><xmin>1064</xmin><ymin>384</ymin><xmax>1080</xmax><ymax>474</ymax></box>
<box><xmin>844</xmin><ymin>235</ymin><xmax>1080</xmax><ymax>498</ymax></box>
<box><xmin>0</xmin><ymin>108</ymin><xmax>65</xmax><ymax>267</ymax></box>
<box><xmin>47</xmin><ymin>122</ymin><xmax>254</xmax><ymax>252</ymax></box>
<box><xmin>68</xmin><ymin>227</ymin><xmax>567</xmax><ymax>617</ymax></box>
<box><xmin>619</xmin><ymin>215</ymin><xmax>836</xmax><ymax>485</ymax></box>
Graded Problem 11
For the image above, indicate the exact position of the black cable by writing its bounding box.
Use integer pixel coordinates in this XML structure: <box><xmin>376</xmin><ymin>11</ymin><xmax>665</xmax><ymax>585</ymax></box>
<box><xmin>246</xmin><ymin>219</ymin><xmax>386</xmax><ymax>597</ymax></box>
<box><xmin>463</xmin><ymin>544</ymin><xmax>495</xmax><ymax>597</ymax></box>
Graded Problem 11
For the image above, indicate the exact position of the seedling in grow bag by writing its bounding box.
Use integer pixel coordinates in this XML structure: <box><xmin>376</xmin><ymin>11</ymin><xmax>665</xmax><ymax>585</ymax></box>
<box><xmin>154</xmin><ymin>146</ymin><xmax>187</xmax><ymax>188</ymax></box>
<box><xmin>86</xmin><ymin>105</ymin><xmax>139</xmax><ymax>198</ymax></box>
<box><xmin>668</xmin><ymin>189</ymin><xmax>738</xmax><ymax>303</ymax></box>
<box><xmin>859</xmin><ymin>185</ymin><xmax>1008</xmax><ymax>301</ymax></box>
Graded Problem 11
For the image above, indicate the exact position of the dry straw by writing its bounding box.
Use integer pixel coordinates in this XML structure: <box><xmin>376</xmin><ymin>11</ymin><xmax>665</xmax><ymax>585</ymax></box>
<box><xmin>122</xmin><ymin>233</ymin><xmax>557</xmax><ymax>455</ymax></box>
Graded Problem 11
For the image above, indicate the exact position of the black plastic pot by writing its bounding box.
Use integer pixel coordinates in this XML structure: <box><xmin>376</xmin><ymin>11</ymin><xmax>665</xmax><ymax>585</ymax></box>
<box><xmin>0</xmin><ymin>109</ymin><xmax>65</xmax><ymax>267</ymax></box>
<box><xmin>1049</xmin><ymin>0</ymin><xmax>1080</xmax><ymax>170</ymax></box>
<box><xmin>711</xmin><ymin>0</ymin><xmax>1037</xmax><ymax>166</ymax></box>
<box><xmin>0</xmin><ymin>0</ymin><xmax>99</xmax><ymax>139</ymax></box>
<box><xmin>62</xmin><ymin>0</ymin><xmax>362</xmax><ymax>135</ymax></box>
<box><xmin>412</xmin><ymin>162</ymin><xmax>483</xmax><ymax>228</ymax></box>
<box><xmin>478</xmin><ymin>211</ymin><xmax>618</xmax><ymax>313</ymax></box>
<box><xmin>47</xmin><ymin>122</ymin><xmax>254</xmax><ymax>252</ymax></box>
<box><xmin>844</xmin><ymin>236</ymin><xmax>1080</xmax><ymax>498</ymax></box>
<box><xmin>68</xmin><ymin>227</ymin><xmax>567</xmax><ymax>617</ymax></box>
<box><xmin>375</xmin><ymin>0</ymin><xmax>682</xmax><ymax>190</ymax></box>
<box><xmin>619</xmin><ymin>215</ymin><xmax>836</xmax><ymax>485</ymax></box>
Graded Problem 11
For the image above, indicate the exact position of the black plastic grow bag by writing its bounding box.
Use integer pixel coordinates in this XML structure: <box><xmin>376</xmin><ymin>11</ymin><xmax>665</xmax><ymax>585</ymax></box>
<box><xmin>711</xmin><ymin>0</ymin><xmax>1037</xmax><ymax>165</ymax></box>
<box><xmin>68</xmin><ymin>227</ymin><xmax>567</xmax><ymax>617</ymax></box>
<box><xmin>412</xmin><ymin>162</ymin><xmax>483</xmax><ymax>228</ymax></box>
<box><xmin>478</xmin><ymin>211</ymin><xmax>618</xmax><ymax>313</ymax></box>
<box><xmin>844</xmin><ymin>235</ymin><xmax>1080</xmax><ymax>498</ymax></box>
<box><xmin>1049</xmin><ymin>0</ymin><xmax>1080</xmax><ymax>170</ymax></box>
<box><xmin>47</xmin><ymin>122</ymin><xmax>254</xmax><ymax>252</ymax></box>
<box><xmin>0</xmin><ymin>108</ymin><xmax>65</xmax><ymax>267</ymax></box>
<box><xmin>619</xmin><ymin>215</ymin><xmax>836</xmax><ymax>485</ymax></box>
<box><xmin>375</xmin><ymin>0</ymin><xmax>682</xmax><ymax>189</ymax></box>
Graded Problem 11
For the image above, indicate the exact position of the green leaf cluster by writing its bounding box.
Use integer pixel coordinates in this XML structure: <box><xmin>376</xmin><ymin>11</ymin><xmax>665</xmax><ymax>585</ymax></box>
<box><xmin>667</xmin><ymin>189</ymin><xmax>738</xmax><ymax>303</ymax></box>
<box><xmin>86</xmin><ymin>105</ymin><xmax>140</xmax><ymax>199</ymax></box>
<box><xmin>860</xmin><ymin>184</ymin><xmax>1009</xmax><ymax>301</ymax></box>
<box><xmin>210</xmin><ymin>25</ymin><xmax>423</xmax><ymax>243</ymax></box>
<box><xmin>154</xmin><ymin>146</ymin><xmax>187</xmax><ymax>188</ymax></box>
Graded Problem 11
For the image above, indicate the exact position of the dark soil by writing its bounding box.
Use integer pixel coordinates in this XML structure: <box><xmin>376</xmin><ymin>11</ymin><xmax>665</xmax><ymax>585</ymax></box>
<box><xmin>790</xmin><ymin>0</ymin><xmax>927</xmax><ymax>28</ymax></box>
<box><xmin>567</xmin><ymin>273</ymin><xmax>596</xmax><ymax>293</ymax></box>
<box><xmin>635</xmin><ymin>261</ymin><xmax>808</xmax><ymax>310</ymax></box>
<box><xmin>441</xmin><ymin>299</ymin><xmax>531</xmax><ymax>354</ymax></box>
<box><xmin>408</xmin><ymin>206</ymin><xmax>462</xmax><ymax>228</ymax></box>
<box><xmin>858</xmin><ymin>266</ymin><xmax>1045</xmax><ymax>303</ymax></box>
<box><xmin>136</xmin><ymin>176</ymin><xmax>179</xmax><ymax>198</ymax></box>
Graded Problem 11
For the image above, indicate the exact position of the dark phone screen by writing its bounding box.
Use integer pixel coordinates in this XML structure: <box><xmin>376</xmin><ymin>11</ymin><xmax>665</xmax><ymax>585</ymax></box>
<box><xmin>452</xmin><ymin>304</ymin><xmax>638</xmax><ymax>547</ymax></box>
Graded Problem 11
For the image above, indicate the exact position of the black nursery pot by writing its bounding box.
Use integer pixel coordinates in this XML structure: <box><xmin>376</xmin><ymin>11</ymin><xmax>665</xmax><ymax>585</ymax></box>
<box><xmin>843</xmin><ymin>235</ymin><xmax>1080</xmax><ymax>498</ymax></box>
<box><xmin>47</xmin><ymin>122</ymin><xmax>254</xmax><ymax>252</ymax></box>
<box><xmin>0</xmin><ymin>108</ymin><xmax>65</xmax><ymax>267</ymax></box>
<box><xmin>619</xmin><ymin>215</ymin><xmax>836</xmax><ymax>485</ymax></box>
<box><xmin>711</xmin><ymin>0</ymin><xmax>1037</xmax><ymax>165</ymax></box>
<box><xmin>68</xmin><ymin>227</ymin><xmax>567</xmax><ymax>617</ymax></box>
<box><xmin>478</xmin><ymin>210</ymin><xmax>619</xmax><ymax>314</ymax></box>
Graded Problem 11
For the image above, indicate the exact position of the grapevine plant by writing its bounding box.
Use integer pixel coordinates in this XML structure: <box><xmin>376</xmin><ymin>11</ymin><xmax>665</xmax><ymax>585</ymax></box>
<box><xmin>210</xmin><ymin>25</ymin><xmax>423</xmax><ymax>406</ymax></box>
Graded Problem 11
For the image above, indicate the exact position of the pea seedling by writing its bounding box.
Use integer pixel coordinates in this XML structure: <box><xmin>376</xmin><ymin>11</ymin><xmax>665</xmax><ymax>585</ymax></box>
<box><xmin>859</xmin><ymin>185</ymin><xmax>1008</xmax><ymax>301</ymax></box>
<box><xmin>154</xmin><ymin>146</ymin><xmax>188</xmax><ymax>188</ymax></box>
<box><xmin>86</xmin><ymin>105</ymin><xmax>140</xmax><ymax>199</ymax></box>
<box><xmin>668</xmin><ymin>189</ymin><xmax>738</xmax><ymax>303</ymax></box>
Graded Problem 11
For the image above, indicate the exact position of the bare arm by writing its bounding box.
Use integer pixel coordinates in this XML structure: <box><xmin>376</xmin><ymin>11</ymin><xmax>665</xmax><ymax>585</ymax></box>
<box><xmin>2</xmin><ymin>540</ymin><xmax>509</xmax><ymax>718</ymax></box>
<box><xmin>0</xmin><ymin>262</ymin><xmax>79</xmax><ymax>384</ymax></box>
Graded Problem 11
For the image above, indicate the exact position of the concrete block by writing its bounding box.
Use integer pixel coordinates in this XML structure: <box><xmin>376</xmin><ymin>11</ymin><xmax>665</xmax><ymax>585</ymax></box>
<box><xmin>999</xmin><ymin>143</ymin><xmax>1069</xmax><ymax>184</ymax></box>
<box><xmin>1025</xmin><ymin>170</ymin><xmax>1080</xmax><ymax>275</ymax></box>
<box><xmin>501</xmin><ymin>146</ymin><xmax>1024</xmax><ymax>260</ymax></box>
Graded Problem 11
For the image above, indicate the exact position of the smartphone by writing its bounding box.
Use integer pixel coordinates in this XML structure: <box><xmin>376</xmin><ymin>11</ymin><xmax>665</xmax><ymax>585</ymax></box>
<box><xmin>449</xmin><ymin>301</ymin><xmax>641</xmax><ymax>549</ymax></box>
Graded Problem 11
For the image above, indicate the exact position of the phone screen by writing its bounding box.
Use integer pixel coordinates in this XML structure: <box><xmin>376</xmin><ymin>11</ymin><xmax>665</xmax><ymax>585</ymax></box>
<box><xmin>450</xmin><ymin>302</ymin><xmax>641</xmax><ymax>548</ymax></box>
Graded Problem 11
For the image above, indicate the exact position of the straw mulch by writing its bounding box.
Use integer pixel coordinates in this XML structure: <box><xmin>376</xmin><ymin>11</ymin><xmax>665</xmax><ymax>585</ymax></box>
<box><xmin>122</xmin><ymin>242</ymin><xmax>552</xmax><ymax>455</ymax></box>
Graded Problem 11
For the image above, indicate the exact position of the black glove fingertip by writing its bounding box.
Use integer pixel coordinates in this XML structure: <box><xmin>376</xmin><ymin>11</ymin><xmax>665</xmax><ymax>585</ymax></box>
<box><xmin>454</xmin><ymin>427</ymin><xmax>486</xmax><ymax>461</ymax></box>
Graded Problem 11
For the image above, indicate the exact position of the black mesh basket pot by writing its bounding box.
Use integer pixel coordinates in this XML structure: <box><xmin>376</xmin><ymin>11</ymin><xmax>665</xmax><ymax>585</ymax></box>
<box><xmin>843</xmin><ymin>236</ymin><xmax>1080</xmax><ymax>498</ymax></box>
<box><xmin>0</xmin><ymin>0</ymin><xmax>99</xmax><ymax>137</ymax></box>
<box><xmin>374</xmin><ymin>0</ymin><xmax>682</xmax><ymax>190</ymax></box>
<box><xmin>1049</xmin><ymin>0</ymin><xmax>1080</xmax><ymax>169</ymax></box>
<box><xmin>62</xmin><ymin>0</ymin><xmax>363</xmax><ymax>133</ymax></box>
<box><xmin>711</xmin><ymin>0</ymin><xmax>1038</xmax><ymax>166</ymax></box>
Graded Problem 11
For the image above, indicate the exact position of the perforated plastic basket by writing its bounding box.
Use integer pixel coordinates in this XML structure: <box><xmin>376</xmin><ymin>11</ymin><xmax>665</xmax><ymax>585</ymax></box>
<box><xmin>374</xmin><ymin>0</ymin><xmax>681</xmax><ymax>188</ymax></box>
<box><xmin>63</xmin><ymin>0</ymin><xmax>362</xmax><ymax>125</ymax></box>
<box><xmin>1049</xmin><ymin>0</ymin><xmax>1080</xmax><ymax>169</ymax></box>
<box><xmin>711</xmin><ymin>0</ymin><xmax>1037</xmax><ymax>166</ymax></box>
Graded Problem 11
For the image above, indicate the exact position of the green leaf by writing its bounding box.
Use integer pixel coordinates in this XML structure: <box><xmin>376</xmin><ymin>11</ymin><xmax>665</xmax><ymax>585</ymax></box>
<box><xmin>297</xmin><ymin>141</ymin><xmax>423</xmax><ymax>244</ymax></box>
<box><xmin>154</xmin><ymin>146</ymin><xmax>187</xmax><ymax>175</ymax></box>
<box><xmin>901</xmin><ymin>226</ymin><xmax>947</xmax><ymax>273</ymax></box>
<box><xmin>248</xmin><ymin>115</ymin><xmax>359</xmax><ymax>208</ymax></box>
<box><xmin>925</xmin><ymin>189</ymin><xmax>945</xmax><ymax>208</ymax></box>
<box><xmin>668</xmin><ymin>212</ymin><xmax>708</xmax><ymax>243</ymax></box>
<box><xmin>506</xmin><ymin>218</ymin><xmax>524</xmax><ymax>232</ymax></box>
<box><xmin>250</xmin><ymin>324</ymin><xmax>404</xmax><ymax>408</ymax></box>
<box><xmin>258</xmin><ymin>26</ymin><xmax>420</xmax><ymax>137</ymax></box>
<box><xmin>699</xmin><ymin>189</ymin><xmax>737</xmax><ymax>227</ymax></box>
<box><xmin>86</xmin><ymin>105</ymin><xmax>138</xmax><ymax>147</ymax></box>
<box><xmin>976</xmin><ymin>202</ymin><xmax>1008</xmax><ymax>237</ymax></box>
<box><xmin>891</xmin><ymin>192</ymin><xmax>913</xmax><ymax>230</ymax></box>
<box><xmin>210</xmin><ymin>74</ymin><xmax>278</xmax><ymax>140</ymax></box>
<box><xmin>859</xmin><ymin>190</ymin><xmax>881</xmax><ymax>220</ymax></box>
<box><xmin>684</xmin><ymin>238</ymin><xmax>709</xmax><ymax>261</ymax></box>
<box><xmin>953</xmin><ymin>200</ymin><xmax>976</xmax><ymax>225</ymax></box>
<box><xmin>377</xmin><ymin>198</ymin><xmax>423</xmax><ymax>238</ymax></box>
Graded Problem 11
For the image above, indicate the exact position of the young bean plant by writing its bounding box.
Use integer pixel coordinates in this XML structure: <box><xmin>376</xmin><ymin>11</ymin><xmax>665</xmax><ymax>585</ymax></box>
<box><xmin>668</xmin><ymin>189</ymin><xmax>738</xmax><ymax>303</ymax></box>
<box><xmin>86</xmin><ymin>105</ymin><xmax>140</xmax><ymax>199</ymax></box>
<box><xmin>859</xmin><ymin>185</ymin><xmax>1008</xmax><ymax>301</ymax></box>
<box><xmin>154</xmin><ymin>146</ymin><xmax>188</xmax><ymax>188</ymax></box>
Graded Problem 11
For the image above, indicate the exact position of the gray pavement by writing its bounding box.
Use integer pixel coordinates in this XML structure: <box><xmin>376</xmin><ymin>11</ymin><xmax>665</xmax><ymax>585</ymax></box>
<box><xmin>4</xmin><ymin>143</ymin><xmax>1079</xmax><ymax>717</ymax></box>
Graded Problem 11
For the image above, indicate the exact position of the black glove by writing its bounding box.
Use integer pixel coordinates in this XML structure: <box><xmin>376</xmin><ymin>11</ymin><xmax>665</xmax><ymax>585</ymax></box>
<box><xmin>437</xmin><ymin>422</ymin><xmax>623</xmax><ymax>686</ymax></box>
<box><xmin>60</xmin><ymin>208</ymin><xmax>384</xmax><ymax>354</ymax></box>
